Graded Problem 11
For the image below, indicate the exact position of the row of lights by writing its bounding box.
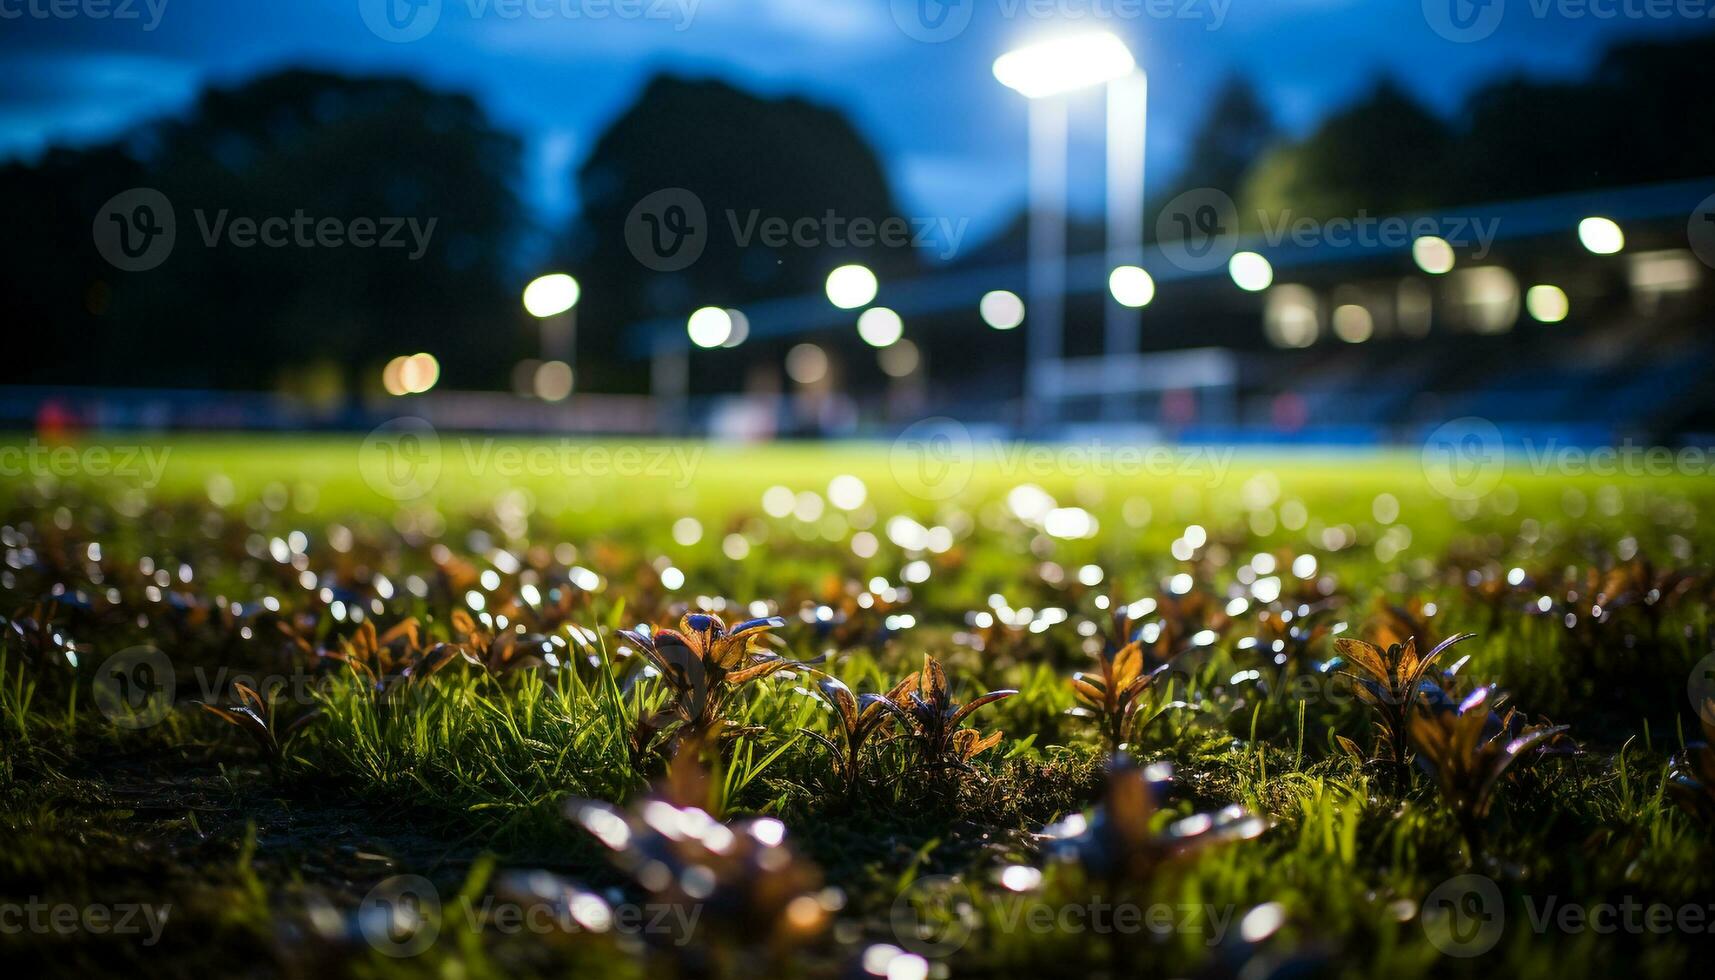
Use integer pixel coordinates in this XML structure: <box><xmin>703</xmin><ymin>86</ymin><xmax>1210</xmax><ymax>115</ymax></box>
<box><xmin>680</xmin><ymin>215</ymin><xmax>1625</xmax><ymax>364</ymax></box>
<box><xmin>1403</xmin><ymin>215</ymin><xmax>1624</xmax><ymax>328</ymax></box>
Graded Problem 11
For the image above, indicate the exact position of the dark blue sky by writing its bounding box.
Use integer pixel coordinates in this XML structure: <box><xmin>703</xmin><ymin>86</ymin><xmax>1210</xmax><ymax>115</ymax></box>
<box><xmin>0</xmin><ymin>0</ymin><xmax>1696</xmax><ymax>242</ymax></box>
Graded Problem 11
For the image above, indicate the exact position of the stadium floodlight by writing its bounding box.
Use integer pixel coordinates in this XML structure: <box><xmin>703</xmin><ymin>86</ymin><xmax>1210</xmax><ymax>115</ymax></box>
<box><xmin>522</xmin><ymin>273</ymin><xmax>580</xmax><ymax>318</ymax></box>
<box><xmin>687</xmin><ymin>306</ymin><xmax>734</xmax><ymax>348</ymax></box>
<box><xmin>857</xmin><ymin>307</ymin><xmax>904</xmax><ymax>348</ymax></box>
<box><xmin>995</xmin><ymin>31</ymin><xmax>1144</xmax><ymax>425</ymax></box>
<box><xmin>993</xmin><ymin>33</ymin><xmax>1136</xmax><ymax>99</ymax></box>
<box><xmin>1108</xmin><ymin>266</ymin><xmax>1155</xmax><ymax>308</ymax></box>
<box><xmin>980</xmin><ymin>290</ymin><xmax>1025</xmax><ymax>330</ymax></box>
<box><xmin>826</xmin><ymin>265</ymin><xmax>879</xmax><ymax>309</ymax></box>
<box><xmin>523</xmin><ymin>273</ymin><xmax>581</xmax><ymax>381</ymax></box>
<box><xmin>1229</xmin><ymin>252</ymin><xmax>1274</xmax><ymax>292</ymax></box>
<box><xmin>1578</xmin><ymin>217</ymin><xmax>1624</xmax><ymax>255</ymax></box>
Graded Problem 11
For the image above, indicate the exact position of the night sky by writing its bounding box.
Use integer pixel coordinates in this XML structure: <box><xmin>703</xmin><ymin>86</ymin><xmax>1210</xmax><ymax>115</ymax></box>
<box><xmin>0</xmin><ymin>0</ymin><xmax>1695</xmax><ymax>244</ymax></box>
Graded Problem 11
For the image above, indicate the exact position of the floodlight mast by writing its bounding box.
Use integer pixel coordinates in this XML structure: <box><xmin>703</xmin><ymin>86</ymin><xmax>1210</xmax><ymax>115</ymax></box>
<box><xmin>995</xmin><ymin>32</ymin><xmax>1145</xmax><ymax>427</ymax></box>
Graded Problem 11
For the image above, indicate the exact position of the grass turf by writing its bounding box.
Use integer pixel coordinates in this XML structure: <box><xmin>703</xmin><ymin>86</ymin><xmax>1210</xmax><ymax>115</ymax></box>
<box><xmin>2</xmin><ymin>434</ymin><xmax>1712</xmax><ymax>978</ymax></box>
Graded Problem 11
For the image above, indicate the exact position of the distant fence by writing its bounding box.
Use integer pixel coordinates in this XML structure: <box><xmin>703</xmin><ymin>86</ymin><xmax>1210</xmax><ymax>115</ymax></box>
<box><xmin>0</xmin><ymin>387</ymin><xmax>658</xmax><ymax>436</ymax></box>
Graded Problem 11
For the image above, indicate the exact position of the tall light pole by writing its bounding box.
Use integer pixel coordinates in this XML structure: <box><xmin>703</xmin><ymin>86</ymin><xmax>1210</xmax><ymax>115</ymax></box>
<box><xmin>523</xmin><ymin>273</ymin><xmax>580</xmax><ymax>397</ymax></box>
<box><xmin>1105</xmin><ymin>70</ymin><xmax>1147</xmax><ymax>421</ymax></box>
<box><xmin>995</xmin><ymin>32</ymin><xmax>1142</xmax><ymax>428</ymax></box>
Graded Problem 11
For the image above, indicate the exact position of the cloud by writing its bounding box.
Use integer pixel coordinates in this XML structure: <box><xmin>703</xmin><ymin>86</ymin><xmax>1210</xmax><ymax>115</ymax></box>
<box><xmin>0</xmin><ymin>52</ymin><xmax>199</xmax><ymax>158</ymax></box>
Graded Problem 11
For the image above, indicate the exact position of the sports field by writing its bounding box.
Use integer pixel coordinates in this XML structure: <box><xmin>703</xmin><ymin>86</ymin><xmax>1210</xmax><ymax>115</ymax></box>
<box><xmin>3</xmin><ymin>434</ymin><xmax>1713</xmax><ymax>978</ymax></box>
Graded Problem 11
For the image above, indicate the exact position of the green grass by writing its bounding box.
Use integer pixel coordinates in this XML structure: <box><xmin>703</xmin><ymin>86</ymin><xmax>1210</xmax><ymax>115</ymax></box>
<box><xmin>2</xmin><ymin>433</ymin><xmax>1713</xmax><ymax>978</ymax></box>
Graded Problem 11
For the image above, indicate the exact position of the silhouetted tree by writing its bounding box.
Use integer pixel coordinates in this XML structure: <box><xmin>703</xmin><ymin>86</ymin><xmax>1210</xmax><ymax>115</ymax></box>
<box><xmin>570</xmin><ymin>75</ymin><xmax>910</xmax><ymax>390</ymax></box>
<box><xmin>1169</xmin><ymin>75</ymin><xmax>1278</xmax><ymax>203</ymax></box>
<box><xmin>1241</xmin><ymin>79</ymin><xmax>1453</xmax><ymax>221</ymax></box>
<box><xmin>2</xmin><ymin>69</ymin><xmax>525</xmax><ymax>394</ymax></box>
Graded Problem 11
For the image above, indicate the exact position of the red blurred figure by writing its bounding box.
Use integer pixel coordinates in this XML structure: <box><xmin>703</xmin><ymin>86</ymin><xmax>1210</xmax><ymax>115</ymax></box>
<box><xmin>1272</xmin><ymin>392</ymin><xmax>1308</xmax><ymax>433</ymax></box>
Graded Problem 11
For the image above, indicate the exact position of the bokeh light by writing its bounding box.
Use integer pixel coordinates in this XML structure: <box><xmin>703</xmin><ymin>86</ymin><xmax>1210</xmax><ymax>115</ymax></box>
<box><xmin>522</xmin><ymin>273</ymin><xmax>580</xmax><ymax>318</ymax></box>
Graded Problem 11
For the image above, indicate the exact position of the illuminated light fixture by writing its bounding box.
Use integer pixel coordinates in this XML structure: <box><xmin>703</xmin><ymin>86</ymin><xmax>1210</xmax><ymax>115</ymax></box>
<box><xmin>1452</xmin><ymin>266</ymin><xmax>1520</xmax><ymax>334</ymax></box>
<box><xmin>686</xmin><ymin>306</ymin><xmax>734</xmax><ymax>348</ymax></box>
<box><xmin>522</xmin><ymin>273</ymin><xmax>580</xmax><ymax>318</ymax></box>
<box><xmin>382</xmin><ymin>356</ymin><xmax>409</xmax><ymax>396</ymax></box>
<box><xmin>979</xmin><ymin>290</ymin><xmax>1025</xmax><ymax>330</ymax></box>
<box><xmin>1525</xmin><ymin>284</ymin><xmax>1569</xmax><ymax>323</ymax></box>
<box><xmin>993</xmin><ymin>32</ymin><xmax>1136</xmax><ymax>99</ymax></box>
<box><xmin>1578</xmin><ymin>216</ymin><xmax>1624</xmax><ymax>255</ymax></box>
<box><xmin>721</xmin><ymin>309</ymin><xmax>750</xmax><ymax>347</ymax></box>
<box><xmin>1332</xmin><ymin>304</ymin><xmax>1374</xmax><ymax>343</ymax></box>
<box><xmin>1107</xmin><ymin>265</ymin><xmax>1155</xmax><ymax>308</ymax></box>
<box><xmin>825</xmin><ymin>264</ymin><xmax>878</xmax><ymax>309</ymax></box>
<box><xmin>385</xmin><ymin>352</ymin><xmax>439</xmax><ymax>395</ymax></box>
<box><xmin>879</xmin><ymin>339</ymin><xmax>920</xmax><ymax>378</ymax></box>
<box><xmin>533</xmin><ymin>360</ymin><xmax>574</xmax><ymax>401</ymax></box>
<box><xmin>1229</xmin><ymin>251</ymin><xmax>1274</xmax><ymax>292</ymax></box>
<box><xmin>785</xmin><ymin>343</ymin><xmax>829</xmax><ymax>384</ymax></box>
<box><xmin>857</xmin><ymin>307</ymin><xmax>904</xmax><ymax>348</ymax></box>
<box><xmin>1264</xmin><ymin>284</ymin><xmax>1319</xmax><ymax>348</ymax></box>
<box><xmin>1412</xmin><ymin>236</ymin><xmax>1455</xmax><ymax>275</ymax></box>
